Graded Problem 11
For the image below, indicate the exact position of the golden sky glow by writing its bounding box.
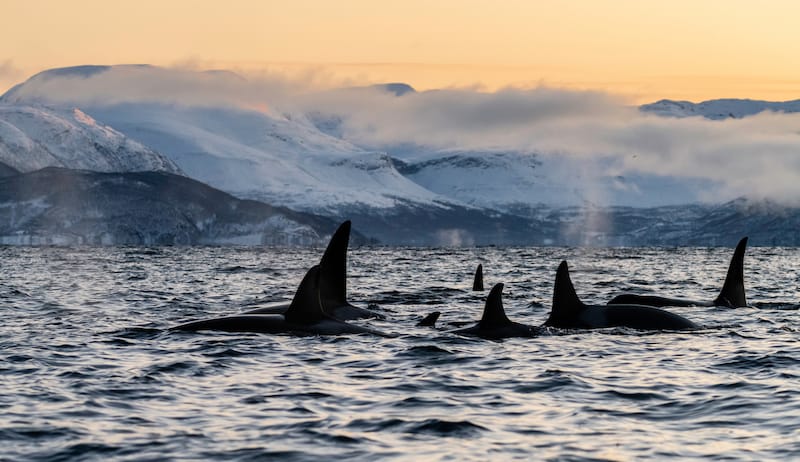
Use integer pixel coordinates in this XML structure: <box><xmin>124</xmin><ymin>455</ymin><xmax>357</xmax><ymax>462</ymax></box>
<box><xmin>2</xmin><ymin>0</ymin><xmax>799</xmax><ymax>102</ymax></box>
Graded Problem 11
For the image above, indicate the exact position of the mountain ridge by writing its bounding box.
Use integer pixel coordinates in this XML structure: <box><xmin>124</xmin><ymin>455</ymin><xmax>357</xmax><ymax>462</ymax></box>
<box><xmin>640</xmin><ymin>98</ymin><xmax>800</xmax><ymax>119</ymax></box>
<box><xmin>3</xmin><ymin>64</ymin><xmax>800</xmax><ymax>245</ymax></box>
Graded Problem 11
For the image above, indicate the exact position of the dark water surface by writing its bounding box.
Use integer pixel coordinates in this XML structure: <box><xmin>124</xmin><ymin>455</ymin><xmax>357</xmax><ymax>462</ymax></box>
<box><xmin>2</xmin><ymin>246</ymin><xmax>799</xmax><ymax>461</ymax></box>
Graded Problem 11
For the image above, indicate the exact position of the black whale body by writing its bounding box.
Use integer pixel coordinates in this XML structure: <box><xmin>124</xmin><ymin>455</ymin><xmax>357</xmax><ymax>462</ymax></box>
<box><xmin>607</xmin><ymin>237</ymin><xmax>748</xmax><ymax>308</ymax></box>
<box><xmin>172</xmin><ymin>265</ymin><xmax>391</xmax><ymax>337</ymax></box>
<box><xmin>451</xmin><ymin>283</ymin><xmax>539</xmax><ymax>339</ymax></box>
<box><xmin>545</xmin><ymin>261</ymin><xmax>698</xmax><ymax>331</ymax></box>
<box><xmin>242</xmin><ymin>220</ymin><xmax>383</xmax><ymax>320</ymax></box>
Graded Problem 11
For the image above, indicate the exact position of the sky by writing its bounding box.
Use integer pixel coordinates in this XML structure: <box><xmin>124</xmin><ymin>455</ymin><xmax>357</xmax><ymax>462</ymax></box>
<box><xmin>2</xmin><ymin>0</ymin><xmax>800</xmax><ymax>102</ymax></box>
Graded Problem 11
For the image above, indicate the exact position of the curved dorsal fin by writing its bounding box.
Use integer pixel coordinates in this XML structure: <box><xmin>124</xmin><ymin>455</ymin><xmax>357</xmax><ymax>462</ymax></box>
<box><xmin>417</xmin><ymin>311</ymin><xmax>441</xmax><ymax>327</ymax></box>
<box><xmin>713</xmin><ymin>236</ymin><xmax>748</xmax><ymax>307</ymax></box>
<box><xmin>545</xmin><ymin>261</ymin><xmax>585</xmax><ymax>326</ymax></box>
<box><xmin>478</xmin><ymin>283</ymin><xmax>511</xmax><ymax>328</ymax></box>
<box><xmin>318</xmin><ymin>221</ymin><xmax>350</xmax><ymax>306</ymax></box>
<box><xmin>284</xmin><ymin>265</ymin><xmax>326</xmax><ymax>325</ymax></box>
<box><xmin>472</xmin><ymin>264</ymin><xmax>484</xmax><ymax>291</ymax></box>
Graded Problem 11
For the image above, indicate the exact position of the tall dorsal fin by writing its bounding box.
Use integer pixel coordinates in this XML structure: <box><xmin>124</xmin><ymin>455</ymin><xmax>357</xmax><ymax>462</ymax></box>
<box><xmin>472</xmin><ymin>264</ymin><xmax>484</xmax><ymax>291</ymax></box>
<box><xmin>478</xmin><ymin>283</ymin><xmax>511</xmax><ymax>328</ymax></box>
<box><xmin>284</xmin><ymin>265</ymin><xmax>326</xmax><ymax>325</ymax></box>
<box><xmin>318</xmin><ymin>220</ymin><xmax>350</xmax><ymax>306</ymax></box>
<box><xmin>545</xmin><ymin>261</ymin><xmax>585</xmax><ymax>326</ymax></box>
<box><xmin>713</xmin><ymin>236</ymin><xmax>748</xmax><ymax>307</ymax></box>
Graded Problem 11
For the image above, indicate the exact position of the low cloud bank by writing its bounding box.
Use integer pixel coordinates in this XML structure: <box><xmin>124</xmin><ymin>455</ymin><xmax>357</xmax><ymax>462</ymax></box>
<box><xmin>305</xmin><ymin>86</ymin><xmax>800</xmax><ymax>204</ymax></box>
<box><xmin>6</xmin><ymin>65</ymin><xmax>800</xmax><ymax>204</ymax></box>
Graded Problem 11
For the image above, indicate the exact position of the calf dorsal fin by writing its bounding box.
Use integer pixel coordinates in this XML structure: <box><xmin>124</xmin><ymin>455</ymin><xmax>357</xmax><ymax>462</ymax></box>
<box><xmin>472</xmin><ymin>264</ymin><xmax>484</xmax><ymax>291</ymax></box>
<box><xmin>417</xmin><ymin>311</ymin><xmax>441</xmax><ymax>327</ymax></box>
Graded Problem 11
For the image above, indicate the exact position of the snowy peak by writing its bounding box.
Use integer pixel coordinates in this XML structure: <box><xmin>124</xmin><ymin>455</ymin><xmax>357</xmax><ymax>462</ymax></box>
<box><xmin>2</xmin><ymin>65</ymin><xmax>131</xmax><ymax>105</ymax></box>
<box><xmin>640</xmin><ymin>98</ymin><xmax>800</xmax><ymax>119</ymax></box>
<box><xmin>0</xmin><ymin>104</ymin><xmax>182</xmax><ymax>174</ymax></box>
<box><xmin>0</xmin><ymin>64</ymin><xmax>248</xmax><ymax>107</ymax></box>
<box><xmin>0</xmin><ymin>65</ymin><xmax>450</xmax><ymax>214</ymax></box>
<box><xmin>77</xmin><ymin>102</ymin><xmax>449</xmax><ymax>213</ymax></box>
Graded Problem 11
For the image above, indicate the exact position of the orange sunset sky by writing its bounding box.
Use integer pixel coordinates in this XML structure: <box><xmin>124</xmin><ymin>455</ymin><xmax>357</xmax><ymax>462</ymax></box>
<box><xmin>2</xmin><ymin>0</ymin><xmax>799</xmax><ymax>103</ymax></box>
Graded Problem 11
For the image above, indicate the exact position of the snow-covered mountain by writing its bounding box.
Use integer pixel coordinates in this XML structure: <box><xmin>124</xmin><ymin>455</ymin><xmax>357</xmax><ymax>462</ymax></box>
<box><xmin>0</xmin><ymin>104</ymin><xmax>181</xmax><ymax>174</ymax></box>
<box><xmin>0</xmin><ymin>64</ymin><xmax>728</xmax><ymax>217</ymax></box>
<box><xmin>0</xmin><ymin>160</ymin><xmax>18</xmax><ymax>177</ymax></box>
<box><xmin>389</xmin><ymin>150</ymin><xmax>712</xmax><ymax>210</ymax></box>
<box><xmin>0</xmin><ymin>167</ymin><xmax>346</xmax><ymax>245</ymax></box>
<box><xmin>4</xmin><ymin>64</ymin><xmax>800</xmax><ymax>245</ymax></box>
<box><xmin>79</xmin><ymin>103</ymin><xmax>451</xmax><ymax>214</ymax></box>
<box><xmin>640</xmin><ymin>98</ymin><xmax>800</xmax><ymax>119</ymax></box>
<box><xmin>0</xmin><ymin>66</ymin><xmax>453</xmax><ymax>215</ymax></box>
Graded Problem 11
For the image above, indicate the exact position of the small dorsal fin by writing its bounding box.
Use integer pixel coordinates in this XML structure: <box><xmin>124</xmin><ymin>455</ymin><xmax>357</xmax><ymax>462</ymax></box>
<box><xmin>417</xmin><ymin>311</ymin><xmax>441</xmax><ymax>327</ymax></box>
<box><xmin>713</xmin><ymin>236</ymin><xmax>748</xmax><ymax>307</ymax></box>
<box><xmin>478</xmin><ymin>283</ymin><xmax>511</xmax><ymax>328</ymax></box>
<box><xmin>472</xmin><ymin>264</ymin><xmax>484</xmax><ymax>291</ymax></box>
<box><xmin>284</xmin><ymin>265</ymin><xmax>326</xmax><ymax>325</ymax></box>
<box><xmin>545</xmin><ymin>261</ymin><xmax>585</xmax><ymax>326</ymax></box>
<box><xmin>318</xmin><ymin>221</ymin><xmax>350</xmax><ymax>306</ymax></box>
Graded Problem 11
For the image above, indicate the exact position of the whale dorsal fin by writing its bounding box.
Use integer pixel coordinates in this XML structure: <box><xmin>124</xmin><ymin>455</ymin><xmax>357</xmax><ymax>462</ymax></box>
<box><xmin>318</xmin><ymin>221</ymin><xmax>350</xmax><ymax>307</ymax></box>
<box><xmin>472</xmin><ymin>264</ymin><xmax>484</xmax><ymax>291</ymax></box>
<box><xmin>546</xmin><ymin>261</ymin><xmax>585</xmax><ymax>326</ymax></box>
<box><xmin>713</xmin><ymin>236</ymin><xmax>748</xmax><ymax>307</ymax></box>
<box><xmin>284</xmin><ymin>265</ymin><xmax>326</xmax><ymax>325</ymax></box>
<box><xmin>417</xmin><ymin>311</ymin><xmax>441</xmax><ymax>327</ymax></box>
<box><xmin>478</xmin><ymin>283</ymin><xmax>511</xmax><ymax>328</ymax></box>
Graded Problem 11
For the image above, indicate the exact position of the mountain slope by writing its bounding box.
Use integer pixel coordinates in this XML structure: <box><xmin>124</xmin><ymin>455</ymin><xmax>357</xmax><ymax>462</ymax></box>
<box><xmin>81</xmin><ymin>103</ymin><xmax>450</xmax><ymax>214</ymax></box>
<box><xmin>0</xmin><ymin>167</ymin><xmax>346</xmax><ymax>245</ymax></box>
<box><xmin>5</xmin><ymin>65</ymin><xmax>800</xmax><ymax>246</ymax></box>
<box><xmin>1</xmin><ymin>65</ymin><xmax>454</xmax><ymax>215</ymax></box>
<box><xmin>640</xmin><ymin>98</ymin><xmax>800</xmax><ymax>119</ymax></box>
<box><xmin>0</xmin><ymin>104</ymin><xmax>181</xmax><ymax>174</ymax></box>
<box><xmin>0</xmin><ymin>160</ymin><xmax>18</xmax><ymax>177</ymax></box>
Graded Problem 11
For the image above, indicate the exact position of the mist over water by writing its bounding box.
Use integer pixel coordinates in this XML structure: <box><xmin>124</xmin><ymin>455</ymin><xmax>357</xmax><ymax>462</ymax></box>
<box><xmin>2</xmin><ymin>245</ymin><xmax>800</xmax><ymax>460</ymax></box>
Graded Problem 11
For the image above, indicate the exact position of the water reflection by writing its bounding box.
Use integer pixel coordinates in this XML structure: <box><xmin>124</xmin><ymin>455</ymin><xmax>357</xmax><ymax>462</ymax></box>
<box><xmin>1</xmin><ymin>245</ymin><xmax>799</xmax><ymax>460</ymax></box>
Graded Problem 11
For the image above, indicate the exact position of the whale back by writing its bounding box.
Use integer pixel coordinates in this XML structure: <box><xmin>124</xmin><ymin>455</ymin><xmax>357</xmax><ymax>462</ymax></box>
<box><xmin>713</xmin><ymin>237</ymin><xmax>748</xmax><ymax>307</ymax></box>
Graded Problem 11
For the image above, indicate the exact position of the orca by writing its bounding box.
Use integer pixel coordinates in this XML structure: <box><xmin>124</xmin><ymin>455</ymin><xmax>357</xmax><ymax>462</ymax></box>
<box><xmin>452</xmin><ymin>283</ymin><xmax>539</xmax><ymax>339</ymax></box>
<box><xmin>607</xmin><ymin>237</ymin><xmax>748</xmax><ymax>308</ymax></box>
<box><xmin>417</xmin><ymin>311</ymin><xmax>441</xmax><ymax>327</ymax></box>
<box><xmin>172</xmin><ymin>265</ymin><xmax>391</xmax><ymax>336</ymax></box>
<box><xmin>472</xmin><ymin>264</ymin><xmax>484</xmax><ymax>291</ymax></box>
<box><xmin>544</xmin><ymin>261</ymin><xmax>697</xmax><ymax>331</ymax></box>
<box><xmin>242</xmin><ymin>221</ymin><xmax>383</xmax><ymax>320</ymax></box>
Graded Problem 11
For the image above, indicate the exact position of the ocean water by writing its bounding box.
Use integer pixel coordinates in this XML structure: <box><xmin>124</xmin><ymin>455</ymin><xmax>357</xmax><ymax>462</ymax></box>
<box><xmin>1</xmin><ymin>245</ymin><xmax>799</xmax><ymax>461</ymax></box>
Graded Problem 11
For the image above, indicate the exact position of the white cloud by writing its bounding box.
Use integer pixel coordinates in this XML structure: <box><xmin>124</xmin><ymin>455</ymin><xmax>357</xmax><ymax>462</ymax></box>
<box><xmin>303</xmin><ymin>87</ymin><xmax>800</xmax><ymax>203</ymax></box>
<box><xmin>2</xmin><ymin>64</ymin><xmax>337</xmax><ymax>108</ymax></box>
<box><xmin>6</xmin><ymin>64</ymin><xmax>800</xmax><ymax>204</ymax></box>
<box><xmin>0</xmin><ymin>60</ymin><xmax>24</xmax><ymax>92</ymax></box>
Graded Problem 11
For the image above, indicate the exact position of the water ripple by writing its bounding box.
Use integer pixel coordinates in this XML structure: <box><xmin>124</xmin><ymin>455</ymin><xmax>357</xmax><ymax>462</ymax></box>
<box><xmin>2</xmin><ymin>246</ymin><xmax>800</xmax><ymax>460</ymax></box>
